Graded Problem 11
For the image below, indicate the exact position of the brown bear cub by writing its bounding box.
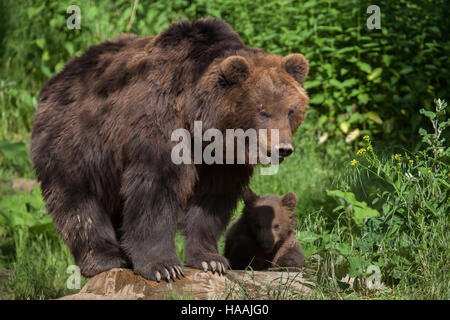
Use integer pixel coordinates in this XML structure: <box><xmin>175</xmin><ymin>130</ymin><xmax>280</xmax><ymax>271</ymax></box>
<box><xmin>225</xmin><ymin>189</ymin><xmax>305</xmax><ymax>271</ymax></box>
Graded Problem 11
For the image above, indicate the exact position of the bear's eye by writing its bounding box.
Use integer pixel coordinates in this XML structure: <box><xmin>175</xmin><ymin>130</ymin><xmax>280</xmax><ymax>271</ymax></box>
<box><xmin>288</xmin><ymin>108</ymin><xmax>295</xmax><ymax>117</ymax></box>
<box><xmin>273</xmin><ymin>224</ymin><xmax>280</xmax><ymax>230</ymax></box>
<box><xmin>260</xmin><ymin>111</ymin><xmax>271</xmax><ymax>118</ymax></box>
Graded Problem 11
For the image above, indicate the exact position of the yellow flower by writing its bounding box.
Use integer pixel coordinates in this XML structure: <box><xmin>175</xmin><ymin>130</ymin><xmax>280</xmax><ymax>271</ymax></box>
<box><xmin>357</xmin><ymin>148</ymin><xmax>366</xmax><ymax>155</ymax></box>
<box><xmin>394</xmin><ymin>153</ymin><xmax>402</xmax><ymax>160</ymax></box>
<box><xmin>363</xmin><ymin>135</ymin><xmax>370</xmax><ymax>141</ymax></box>
<box><xmin>427</xmin><ymin>169</ymin><xmax>432</xmax><ymax>174</ymax></box>
<box><xmin>351</xmin><ymin>159</ymin><xmax>357</xmax><ymax>166</ymax></box>
<box><xmin>409</xmin><ymin>159</ymin><xmax>414</xmax><ymax>164</ymax></box>
<box><xmin>367</xmin><ymin>145</ymin><xmax>372</xmax><ymax>151</ymax></box>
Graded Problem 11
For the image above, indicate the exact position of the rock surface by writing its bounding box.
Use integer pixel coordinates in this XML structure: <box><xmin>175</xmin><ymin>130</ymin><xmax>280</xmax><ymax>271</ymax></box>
<box><xmin>58</xmin><ymin>267</ymin><xmax>314</xmax><ymax>300</ymax></box>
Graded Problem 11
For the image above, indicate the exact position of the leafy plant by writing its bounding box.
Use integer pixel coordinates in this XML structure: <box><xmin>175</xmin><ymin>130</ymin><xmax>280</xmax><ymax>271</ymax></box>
<box><xmin>0</xmin><ymin>141</ymin><xmax>32</xmax><ymax>176</ymax></box>
<box><xmin>0</xmin><ymin>187</ymin><xmax>52</xmax><ymax>233</ymax></box>
<box><xmin>327</xmin><ymin>190</ymin><xmax>380</xmax><ymax>227</ymax></box>
<box><xmin>1</xmin><ymin>0</ymin><xmax>449</xmax><ymax>144</ymax></box>
<box><xmin>340</xmin><ymin>99</ymin><xmax>448</xmax><ymax>291</ymax></box>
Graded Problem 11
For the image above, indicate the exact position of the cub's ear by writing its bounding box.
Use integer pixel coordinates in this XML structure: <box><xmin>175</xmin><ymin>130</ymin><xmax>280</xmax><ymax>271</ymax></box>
<box><xmin>282</xmin><ymin>54</ymin><xmax>309</xmax><ymax>84</ymax></box>
<box><xmin>242</xmin><ymin>188</ymin><xmax>258</xmax><ymax>206</ymax></box>
<box><xmin>219</xmin><ymin>56</ymin><xmax>249</xmax><ymax>86</ymax></box>
<box><xmin>281</xmin><ymin>192</ymin><xmax>298</xmax><ymax>209</ymax></box>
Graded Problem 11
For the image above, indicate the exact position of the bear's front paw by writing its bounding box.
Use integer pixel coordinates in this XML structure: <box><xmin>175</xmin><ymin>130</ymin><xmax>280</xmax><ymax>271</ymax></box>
<box><xmin>135</xmin><ymin>259</ymin><xmax>184</xmax><ymax>282</ymax></box>
<box><xmin>185</xmin><ymin>252</ymin><xmax>229</xmax><ymax>275</ymax></box>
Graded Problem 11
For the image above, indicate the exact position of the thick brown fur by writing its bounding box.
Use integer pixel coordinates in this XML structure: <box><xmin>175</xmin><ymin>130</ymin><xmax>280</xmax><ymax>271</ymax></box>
<box><xmin>30</xmin><ymin>18</ymin><xmax>309</xmax><ymax>281</ymax></box>
<box><xmin>224</xmin><ymin>189</ymin><xmax>305</xmax><ymax>270</ymax></box>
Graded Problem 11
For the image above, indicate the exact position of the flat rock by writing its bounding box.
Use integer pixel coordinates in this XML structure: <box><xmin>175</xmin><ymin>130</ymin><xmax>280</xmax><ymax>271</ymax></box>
<box><xmin>58</xmin><ymin>267</ymin><xmax>314</xmax><ymax>300</ymax></box>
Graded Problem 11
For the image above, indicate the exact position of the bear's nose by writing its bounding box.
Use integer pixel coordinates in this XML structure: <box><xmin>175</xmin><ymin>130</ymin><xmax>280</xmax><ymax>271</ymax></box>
<box><xmin>275</xmin><ymin>143</ymin><xmax>294</xmax><ymax>158</ymax></box>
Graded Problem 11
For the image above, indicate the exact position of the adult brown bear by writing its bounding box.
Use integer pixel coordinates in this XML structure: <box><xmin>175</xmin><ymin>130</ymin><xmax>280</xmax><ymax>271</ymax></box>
<box><xmin>30</xmin><ymin>18</ymin><xmax>309</xmax><ymax>282</ymax></box>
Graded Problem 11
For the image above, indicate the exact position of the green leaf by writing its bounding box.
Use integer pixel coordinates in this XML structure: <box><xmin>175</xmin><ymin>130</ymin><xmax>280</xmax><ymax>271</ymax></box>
<box><xmin>358</xmin><ymin>93</ymin><xmax>369</xmax><ymax>104</ymax></box>
<box><xmin>399</xmin><ymin>66</ymin><xmax>414</xmax><ymax>75</ymax></box>
<box><xmin>41</xmin><ymin>65</ymin><xmax>52</xmax><ymax>78</ymax></box>
<box><xmin>327</xmin><ymin>190</ymin><xmax>380</xmax><ymax>226</ymax></box>
<box><xmin>419</xmin><ymin>109</ymin><xmax>436</xmax><ymax>121</ymax></box>
<box><xmin>418</xmin><ymin>128</ymin><xmax>428</xmax><ymax>137</ymax></box>
<box><xmin>348</xmin><ymin>256</ymin><xmax>364</xmax><ymax>277</ymax></box>
<box><xmin>329</xmin><ymin>79</ymin><xmax>343</xmax><ymax>89</ymax></box>
<box><xmin>55</xmin><ymin>61</ymin><xmax>65</xmax><ymax>73</ymax></box>
<box><xmin>341</xmin><ymin>78</ymin><xmax>357</xmax><ymax>87</ymax></box>
<box><xmin>310</xmin><ymin>94</ymin><xmax>325</xmax><ymax>104</ymax></box>
<box><xmin>298</xmin><ymin>231</ymin><xmax>321</xmax><ymax>242</ymax></box>
<box><xmin>42</xmin><ymin>51</ymin><xmax>50</xmax><ymax>62</ymax></box>
<box><xmin>35</xmin><ymin>38</ymin><xmax>46</xmax><ymax>49</ymax></box>
<box><xmin>64</xmin><ymin>42</ymin><xmax>74</xmax><ymax>56</ymax></box>
<box><xmin>366</xmin><ymin>111</ymin><xmax>383</xmax><ymax>124</ymax></box>
<box><xmin>0</xmin><ymin>141</ymin><xmax>28</xmax><ymax>161</ymax></box>
<box><xmin>368</xmin><ymin>68</ymin><xmax>382</xmax><ymax>81</ymax></box>
<box><xmin>303</xmin><ymin>80</ymin><xmax>322</xmax><ymax>89</ymax></box>
<box><xmin>358</xmin><ymin>62</ymin><xmax>372</xmax><ymax>74</ymax></box>
<box><xmin>353</xmin><ymin>205</ymin><xmax>380</xmax><ymax>226</ymax></box>
<box><xmin>336</xmin><ymin>243</ymin><xmax>352</xmax><ymax>255</ymax></box>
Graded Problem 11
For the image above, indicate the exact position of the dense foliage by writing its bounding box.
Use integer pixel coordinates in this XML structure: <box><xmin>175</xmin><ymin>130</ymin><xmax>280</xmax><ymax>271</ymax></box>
<box><xmin>1</xmin><ymin>0</ymin><xmax>449</xmax><ymax>143</ymax></box>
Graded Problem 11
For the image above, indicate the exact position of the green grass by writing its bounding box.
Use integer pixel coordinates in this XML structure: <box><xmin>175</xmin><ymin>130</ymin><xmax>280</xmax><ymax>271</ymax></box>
<box><xmin>0</xmin><ymin>183</ymin><xmax>88</xmax><ymax>299</ymax></box>
<box><xmin>1</xmin><ymin>115</ymin><xmax>447</xmax><ymax>299</ymax></box>
<box><xmin>1</xmin><ymin>231</ymin><xmax>82</xmax><ymax>300</ymax></box>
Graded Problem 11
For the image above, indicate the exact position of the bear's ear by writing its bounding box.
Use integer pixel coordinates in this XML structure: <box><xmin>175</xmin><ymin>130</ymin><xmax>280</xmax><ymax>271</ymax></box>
<box><xmin>281</xmin><ymin>192</ymin><xmax>298</xmax><ymax>209</ymax></box>
<box><xmin>219</xmin><ymin>56</ymin><xmax>250</xmax><ymax>86</ymax></box>
<box><xmin>242</xmin><ymin>188</ymin><xmax>258</xmax><ymax>206</ymax></box>
<box><xmin>282</xmin><ymin>54</ymin><xmax>309</xmax><ymax>84</ymax></box>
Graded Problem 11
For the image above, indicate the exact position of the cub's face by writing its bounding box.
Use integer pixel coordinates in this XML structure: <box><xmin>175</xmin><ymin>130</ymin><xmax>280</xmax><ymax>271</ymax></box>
<box><xmin>218</xmin><ymin>53</ymin><xmax>309</xmax><ymax>163</ymax></box>
<box><xmin>242</xmin><ymin>189</ymin><xmax>298</xmax><ymax>253</ymax></box>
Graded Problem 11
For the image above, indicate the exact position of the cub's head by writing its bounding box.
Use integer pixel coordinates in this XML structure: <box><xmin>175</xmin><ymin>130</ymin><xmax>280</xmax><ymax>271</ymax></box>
<box><xmin>241</xmin><ymin>188</ymin><xmax>298</xmax><ymax>253</ymax></box>
<box><xmin>213</xmin><ymin>52</ymin><xmax>309</xmax><ymax>163</ymax></box>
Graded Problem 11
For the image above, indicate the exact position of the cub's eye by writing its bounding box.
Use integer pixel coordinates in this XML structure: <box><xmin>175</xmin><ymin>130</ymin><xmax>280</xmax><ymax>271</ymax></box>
<box><xmin>288</xmin><ymin>108</ymin><xmax>295</xmax><ymax>117</ymax></box>
<box><xmin>273</xmin><ymin>224</ymin><xmax>280</xmax><ymax>230</ymax></box>
<box><xmin>260</xmin><ymin>111</ymin><xmax>271</xmax><ymax>118</ymax></box>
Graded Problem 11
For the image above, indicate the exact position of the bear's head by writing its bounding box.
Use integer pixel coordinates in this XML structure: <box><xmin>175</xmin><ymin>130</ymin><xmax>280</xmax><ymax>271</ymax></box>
<box><xmin>200</xmin><ymin>51</ymin><xmax>309</xmax><ymax>164</ymax></box>
<box><xmin>241</xmin><ymin>188</ymin><xmax>298</xmax><ymax>253</ymax></box>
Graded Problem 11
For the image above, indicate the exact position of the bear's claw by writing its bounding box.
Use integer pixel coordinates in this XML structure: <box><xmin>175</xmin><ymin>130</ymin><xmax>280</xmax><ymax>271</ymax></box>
<box><xmin>185</xmin><ymin>252</ymin><xmax>228</xmax><ymax>275</ymax></box>
<box><xmin>137</xmin><ymin>260</ymin><xmax>184</xmax><ymax>282</ymax></box>
<box><xmin>201</xmin><ymin>260</ymin><xmax>227</xmax><ymax>275</ymax></box>
<box><xmin>153</xmin><ymin>265</ymin><xmax>184</xmax><ymax>282</ymax></box>
<box><xmin>176</xmin><ymin>265</ymin><xmax>185</xmax><ymax>277</ymax></box>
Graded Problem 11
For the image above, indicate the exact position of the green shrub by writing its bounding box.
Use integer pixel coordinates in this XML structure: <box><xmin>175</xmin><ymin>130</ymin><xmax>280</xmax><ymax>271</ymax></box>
<box><xmin>0</xmin><ymin>185</ymin><xmax>83</xmax><ymax>299</ymax></box>
<box><xmin>308</xmin><ymin>99</ymin><xmax>449</xmax><ymax>298</ymax></box>
<box><xmin>1</xmin><ymin>0</ymin><xmax>449</xmax><ymax>143</ymax></box>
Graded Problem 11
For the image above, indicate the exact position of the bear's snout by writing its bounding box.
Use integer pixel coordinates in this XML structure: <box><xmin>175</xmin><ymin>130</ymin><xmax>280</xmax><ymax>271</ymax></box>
<box><xmin>274</xmin><ymin>143</ymin><xmax>294</xmax><ymax>158</ymax></box>
<box><xmin>257</xmin><ymin>234</ymin><xmax>275</xmax><ymax>252</ymax></box>
<box><xmin>267</xmin><ymin>142</ymin><xmax>294</xmax><ymax>160</ymax></box>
